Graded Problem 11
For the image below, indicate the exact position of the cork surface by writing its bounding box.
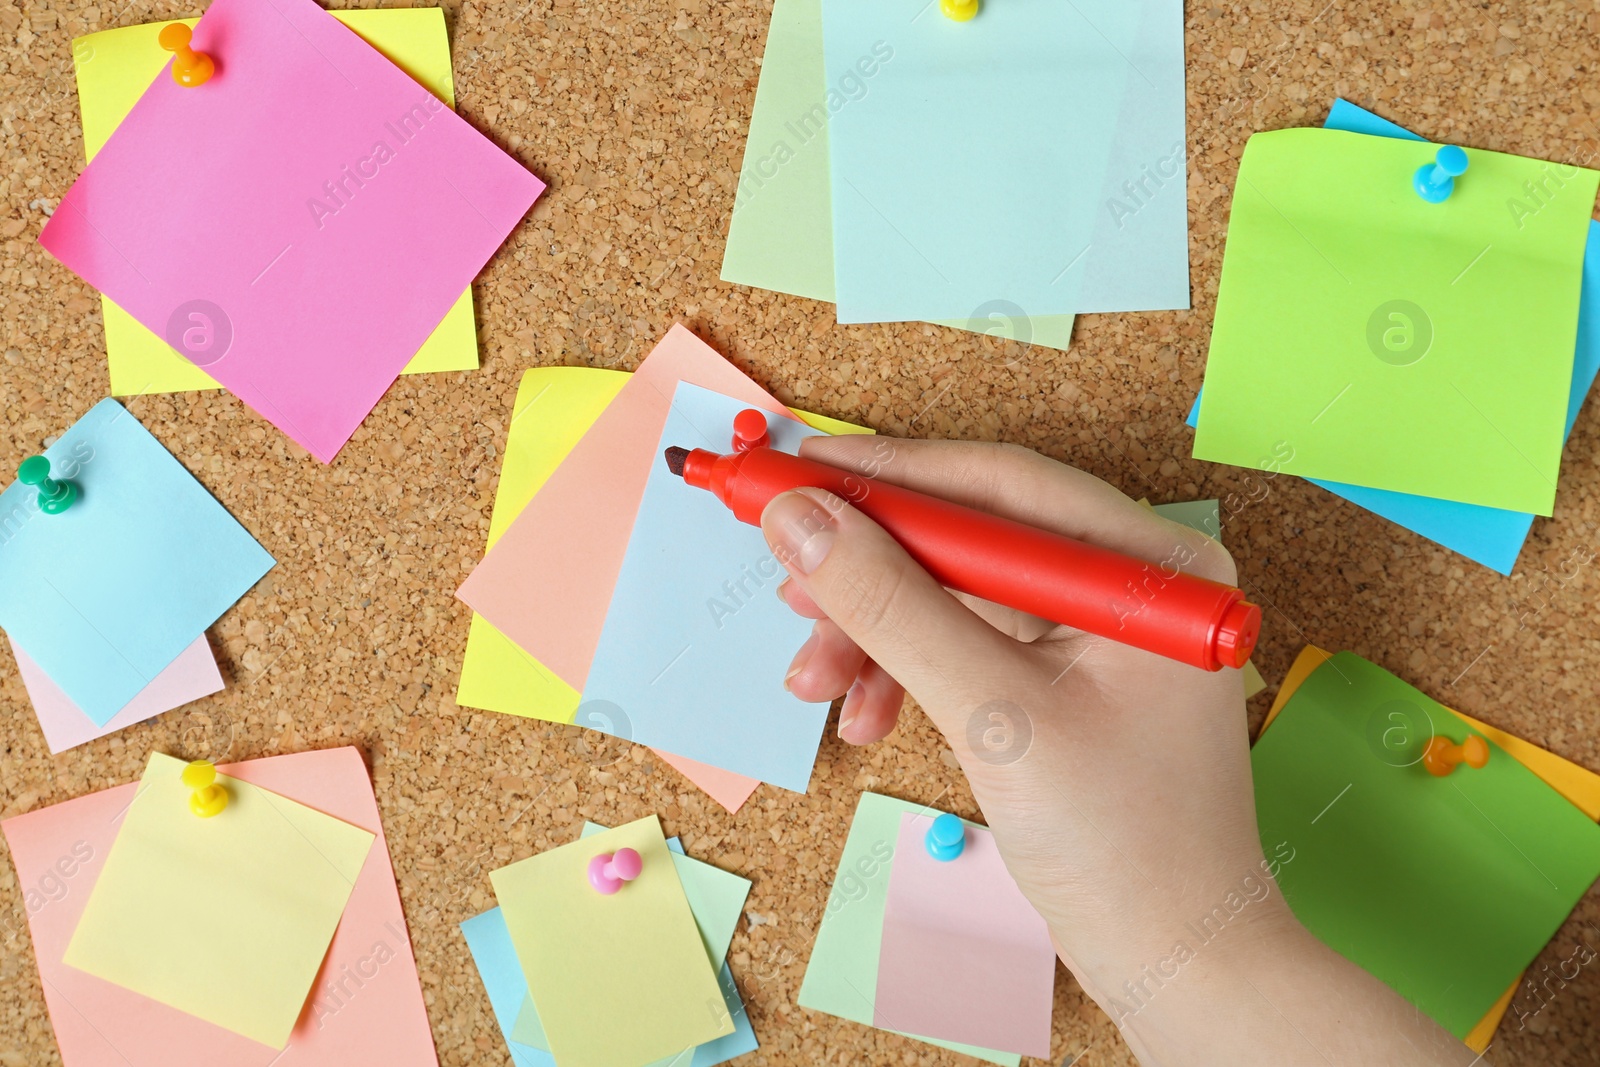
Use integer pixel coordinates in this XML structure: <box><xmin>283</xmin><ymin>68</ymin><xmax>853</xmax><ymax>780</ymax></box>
<box><xmin>3</xmin><ymin>1</ymin><xmax>1600</xmax><ymax>1064</ymax></box>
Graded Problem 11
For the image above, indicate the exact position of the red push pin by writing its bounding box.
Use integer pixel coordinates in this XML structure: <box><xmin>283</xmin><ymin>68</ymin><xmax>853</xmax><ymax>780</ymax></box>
<box><xmin>587</xmin><ymin>847</ymin><xmax>642</xmax><ymax>895</ymax></box>
<box><xmin>732</xmin><ymin>409</ymin><xmax>770</xmax><ymax>452</ymax></box>
<box><xmin>1421</xmin><ymin>734</ymin><xmax>1489</xmax><ymax>777</ymax></box>
<box><xmin>158</xmin><ymin>23</ymin><xmax>214</xmax><ymax>87</ymax></box>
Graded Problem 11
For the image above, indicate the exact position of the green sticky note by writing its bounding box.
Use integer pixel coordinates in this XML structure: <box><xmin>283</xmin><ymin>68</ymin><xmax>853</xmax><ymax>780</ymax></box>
<box><xmin>510</xmin><ymin>821</ymin><xmax>753</xmax><ymax>1051</ymax></box>
<box><xmin>721</xmin><ymin>0</ymin><xmax>1073</xmax><ymax>350</ymax></box>
<box><xmin>490</xmin><ymin>816</ymin><xmax>733</xmax><ymax>1067</ymax></box>
<box><xmin>1150</xmin><ymin>499</ymin><xmax>1220</xmax><ymax>539</ymax></box>
<box><xmin>798</xmin><ymin>792</ymin><xmax>1021</xmax><ymax>1067</ymax></box>
<box><xmin>1195</xmin><ymin>128</ymin><xmax>1597</xmax><ymax>515</ymax></box>
<box><xmin>1253</xmin><ymin>652</ymin><xmax>1600</xmax><ymax>1037</ymax></box>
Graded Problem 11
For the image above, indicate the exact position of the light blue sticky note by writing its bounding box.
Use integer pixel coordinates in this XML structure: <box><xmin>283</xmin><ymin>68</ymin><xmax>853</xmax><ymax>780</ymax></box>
<box><xmin>820</xmin><ymin>0</ymin><xmax>1188</xmax><ymax>322</ymax></box>
<box><xmin>0</xmin><ymin>399</ymin><xmax>273</xmax><ymax>722</ymax></box>
<box><xmin>1187</xmin><ymin>102</ymin><xmax>1600</xmax><ymax>575</ymax></box>
<box><xmin>580</xmin><ymin>382</ymin><xmax>828</xmax><ymax>792</ymax></box>
<box><xmin>462</xmin><ymin>835</ymin><xmax>759</xmax><ymax>1067</ymax></box>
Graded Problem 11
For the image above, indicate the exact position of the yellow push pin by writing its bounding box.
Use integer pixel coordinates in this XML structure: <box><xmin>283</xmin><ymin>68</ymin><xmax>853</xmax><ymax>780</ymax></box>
<box><xmin>181</xmin><ymin>759</ymin><xmax>228</xmax><ymax>817</ymax></box>
<box><xmin>941</xmin><ymin>0</ymin><xmax>979</xmax><ymax>21</ymax></box>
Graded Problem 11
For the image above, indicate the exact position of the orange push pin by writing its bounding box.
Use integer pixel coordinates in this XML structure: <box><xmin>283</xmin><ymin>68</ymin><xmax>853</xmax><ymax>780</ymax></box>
<box><xmin>731</xmin><ymin>409</ymin><xmax>770</xmax><ymax>452</ymax></box>
<box><xmin>181</xmin><ymin>759</ymin><xmax>228</xmax><ymax>817</ymax></box>
<box><xmin>1421</xmin><ymin>734</ymin><xmax>1489</xmax><ymax>777</ymax></box>
<box><xmin>158</xmin><ymin>23</ymin><xmax>214</xmax><ymax>87</ymax></box>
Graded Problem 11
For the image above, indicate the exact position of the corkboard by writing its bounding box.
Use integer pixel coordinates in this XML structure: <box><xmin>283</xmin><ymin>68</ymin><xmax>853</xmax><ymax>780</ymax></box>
<box><xmin>2</xmin><ymin>1</ymin><xmax>1599</xmax><ymax>1064</ymax></box>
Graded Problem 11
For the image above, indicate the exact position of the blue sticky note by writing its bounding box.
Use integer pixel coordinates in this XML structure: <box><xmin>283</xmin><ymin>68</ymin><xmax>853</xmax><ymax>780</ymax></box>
<box><xmin>1187</xmin><ymin>103</ymin><xmax>1600</xmax><ymax>575</ymax></box>
<box><xmin>461</xmin><ymin>836</ymin><xmax>759</xmax><ymax>1067</ymax></box>
<box><xmin>0</xmin><ymin>400</ymin><xmax>273</xmax><ymax>722</ymax></box>
<box><xmin>820</xmin><ymin>0</ymin><xmax>1188</xmax><ymax>323</ymax></box>
<box><xmin>580</xmin><ymin>383</ymin><xmax>828</xmax><ymax>791</ymax></box>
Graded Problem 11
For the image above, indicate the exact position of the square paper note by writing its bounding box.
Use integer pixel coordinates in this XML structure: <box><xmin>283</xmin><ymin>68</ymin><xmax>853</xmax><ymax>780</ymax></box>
<box><xmin>63</xmin><ymin>752</ymin><xmax>375</xmax><ymax>1049</ymax></box>
<box><xmin>579</xmin><ymin>382</ymin><xmax>829</xmax><ymax>792</ymax></box>
<box><xmin>40</xmin><ymin>0</ymin><xmax>543</xmax><ymax>461</ymax></box>
<box><xmin>489</xmin><ymin>817</ymin><xmax>733</xmax><ymax>1067</ymax></box>
<box><xmin>0</xmin><ymin>399</ymin><xmax>273</xmax><ymax>724</ymax></box>
<box><xmin>876</xmin><ymin>813</ymin><xmax>1055</xmax><ymax>1057</ymax></box>
<box><xmin>70</xmin><ymin>9</ymin><xmax>481</xmax><ymax>396</ymax></box>
<box><xmin>1194</xmin><ymin>127</ymin><xmax>1598</xmax><ymax>514</ymax></box>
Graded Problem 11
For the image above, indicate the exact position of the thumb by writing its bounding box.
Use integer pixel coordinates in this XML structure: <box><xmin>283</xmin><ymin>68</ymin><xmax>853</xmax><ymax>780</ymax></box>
<box><xmin>760</xmin><ymin>487</ymin><xmax>1033</xmax><ymax>721</ymax></box>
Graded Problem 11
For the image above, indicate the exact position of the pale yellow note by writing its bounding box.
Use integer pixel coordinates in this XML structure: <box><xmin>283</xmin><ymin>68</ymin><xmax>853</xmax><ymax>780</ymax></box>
<box><xmin>490</xmin><ymin>816</ymin><xmax>733</xmax><ymax>1067</ymax></box>
<box><xmin>63</xmin><ymin>752</ymin><xmax>374</xmax><ymax>1048</ymax></box>
<box><xmin>71</xmin><ymin>9</ymin><xmax>477</xmax><ymax>396</ymax></box>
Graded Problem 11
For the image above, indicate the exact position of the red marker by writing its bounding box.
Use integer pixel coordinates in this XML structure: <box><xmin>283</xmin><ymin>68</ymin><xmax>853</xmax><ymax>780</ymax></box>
<box><xmin>663</xmin><ymin>440</ymin><xmax>1260</xmax><ymax>672</ymax></box>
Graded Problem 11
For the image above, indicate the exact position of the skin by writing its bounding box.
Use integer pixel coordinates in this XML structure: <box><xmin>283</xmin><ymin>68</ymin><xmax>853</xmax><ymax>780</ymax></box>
<box><xmin>760</xmin><ymin>435</ymin><xmax>1484</xmax><ymax>1067</ymax></box>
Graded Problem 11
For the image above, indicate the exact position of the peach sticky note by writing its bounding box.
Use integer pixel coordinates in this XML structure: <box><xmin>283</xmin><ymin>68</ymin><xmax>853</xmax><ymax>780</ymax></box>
<box><xmin>10</xmin><ymin>634</ymin><xmax>222</xmax><ymax>754</ymax></box>
<box><xmin>38</xmin><ymin>0</ymin><xmax>543</xmax><ymax>461</ymax></box>
<box><xmin>2</xmin><ymin>747</ymin><xmax>436</xmax><ymax>1065</ymax></box>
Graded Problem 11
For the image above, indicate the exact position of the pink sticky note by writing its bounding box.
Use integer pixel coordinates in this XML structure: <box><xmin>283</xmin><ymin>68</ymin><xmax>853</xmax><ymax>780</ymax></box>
<box><xmin>38</xmin><ymin>0</ymin><xmax>542</xmax><ymax>462</ymax></box>
<box><xmin>1</xmin><ymin>747</ymin><xmax>437</xmax><ymax>1067</ymax></box>
<box><xmin>456</xmin><ymin>324</ymin><xmax>802</xmax><ymax>689</ymax></box>
<box><xmin>875</xmin><ymin>813</ymin><xmax>1056</xmax><ymax>1057</ymax></box>
<box><xmin>10</xmin><ymin>634</ymin><xmax>222</xmax><ymax>755</ymax></box>
<box><xmin>653</xmin><ymin>750</ymin><xmax>761</xmax><ymax>814</ymax></box>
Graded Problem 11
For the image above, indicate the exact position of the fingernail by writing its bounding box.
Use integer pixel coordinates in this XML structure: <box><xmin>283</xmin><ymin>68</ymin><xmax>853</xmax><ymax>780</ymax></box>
<box><xmin>784</xmin><ymin>633</ymin><xmax>819</xmax><ymax>692</ymax></box>
<box><xmin>838</xmin><ymin>680</ymin><xmax>866</xmax><ymax>741</ymax></box>
<box><xmin>776</xmin><ymin>578</ymin><xmax>791</xmax><ymax>604</ymax></box>
<box><xmin>763</xmin><ymin>490</ymin><xmax>838</xmax><ymax>575</ymax></box>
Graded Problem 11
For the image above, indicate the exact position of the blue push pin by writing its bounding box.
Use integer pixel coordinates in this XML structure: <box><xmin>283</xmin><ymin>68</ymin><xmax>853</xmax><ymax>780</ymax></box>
<box><xmin>16</xmin><ymin>455</ymin><xmax>77</xmax><ymax>515</ymax></box>
<box><xmin>1414</xmin><ymin>145</ymin><xmax>1469</xmax><ymax>203</ymax></box>
<box><xmin>925</xmin><ymin>813</ymin><xmax>966</xmax><ymax>862</ymax></box>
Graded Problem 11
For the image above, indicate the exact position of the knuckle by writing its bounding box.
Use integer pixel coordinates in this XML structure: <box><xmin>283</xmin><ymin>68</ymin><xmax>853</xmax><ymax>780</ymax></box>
<box><xmin>826</xmin><ymin>553</ymin><xmax>913</xmax><ymax>637</ymax></box>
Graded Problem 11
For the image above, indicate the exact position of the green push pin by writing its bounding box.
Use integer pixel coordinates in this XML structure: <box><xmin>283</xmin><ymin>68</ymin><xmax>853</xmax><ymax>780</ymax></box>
<box><xmin>16</xmin><ymin>455</ymin><xmax>77</xmax><ymax>515</ymax></box>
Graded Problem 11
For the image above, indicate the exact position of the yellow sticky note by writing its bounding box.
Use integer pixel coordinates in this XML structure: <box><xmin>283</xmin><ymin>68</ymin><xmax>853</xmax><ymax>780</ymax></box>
<box><xmin>490</xmin><ymin>816</ymin><xmax>733</xmax><ymax>1067</ymax></box>
<box><xmin>71</xmin><ymin>9</ymin><xmax>477</xmax><ymax>396</ymax></box>
<box><xmin>63</xmin><ymin>752</ymin><xmax>374</xmax><ymax>1048</ymax></box>
<box><xmin>455</xmin><ymin>366</ymin><xmax>873</xmax><ymax>722</ymax></box>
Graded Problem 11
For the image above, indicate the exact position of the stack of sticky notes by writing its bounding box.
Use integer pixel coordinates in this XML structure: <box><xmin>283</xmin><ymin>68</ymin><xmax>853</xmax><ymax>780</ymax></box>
<box><xmin>455</xmin><ymin>325</ymin><xmax>872</xmax><ymax>809</ymax></box>
<box><xmin>722</xmin><ymin>0</ymin><xmax>1192</xmax><ymax>348</ymax></box>
<box><xmin>463</xmin><ymin>816</ymin><xmax>757</xmax><ymax>1067</ymax></box>
<box><xmin>1190</xmin><ymin>99</ymin><xmax>1600</xmax><ymax>574</ymax></box>
<box><xmin>1253</xmin><ymin>649</ymin><xmax>1600</xmax><ymax>1049</ymax></box>
<box><xmin>0</xmin><ymin>399</ymin><xmax>273</xmax><ymax>752</ymax></box>
<box><xmin>2</xmin><ymin>748</ymin><xmax>438</xmax><ymax>1064</ymax></box>
<box><xmin>800</xmin><ymin>793</ymin><xmax>1056</xmax><ymax>1063</ymax></box>
<box><xmin>40</xmin><ymin>0</ymin><xmax>544</xmax><ymax>461</ymax></box>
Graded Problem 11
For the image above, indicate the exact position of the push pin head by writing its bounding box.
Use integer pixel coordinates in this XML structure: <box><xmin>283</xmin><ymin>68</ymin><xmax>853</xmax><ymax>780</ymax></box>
<box><xmin>940</xmin><ymin>0</ymin><xmax>979</xmax><ymax>21</ymax></box>
<box><xmin>1421</xmin><ymin>734</ymin><xmax>1489</xmax><ymax>777</ymax></box>
<box><xmin>1414</xmin><ymin>145</ymin><xmax>1468</xmax><ymax>204</ymax></box>
<box><xmin>588</xmin><ymin>847</ymin><xmax>643</xmax><ymax>894</ymax></box>
<box><xmin>16</xmin><ymin>455</ymin><xmax>77</xmax><ymax>515</ymax></box>
<box><xmin>158</xmin><ymin>23</ymin><xmax>214</xmax><ymax>88</ymax></box>
<box><xmin>731</xmin><ymin>409</ymin><xmax>771</xmax><ymax>452</ymax></box>
<box><xmin>181</xmin><ymin>759</ymin><xmax>229</xmax><ymax>817</ymax></box>
<box><xmin>925</xmin><ymin>813</ymin><xmax>966</xmax><ymax>861</ymax></box>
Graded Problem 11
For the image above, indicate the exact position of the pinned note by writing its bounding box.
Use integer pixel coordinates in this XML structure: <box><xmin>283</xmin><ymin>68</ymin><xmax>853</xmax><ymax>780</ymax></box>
<box><xmin>1193</xmin><ymin>127</ymin><xmax>1597</xmax><ymax>514</ymax></box>
<box><xmin>68</xmin><ymin>10</ymin><xmax>483</xmax><ymax>396</ymax></box>
<box><xmin>819</xmin><ymin>0</ymin><xmax>1188</xmax><ymax>322</ymax></box>
<box><xmin>40</xmin><ymin>0</ymin><xmax>543</xmax><ymax>461</ymax></box>
<box><xmin>721</xmin><ymin>0</ymin><xmax>1074</xmax><ymax>349</ymax></box>
<box><xmin>0</xmin><ymin>399</ymin><xmax>273</xmax><ymax>724</ymax></box>
<box><xmin>489</xmin><ymin>816</ymin><xmax>733</xmax><ymax>1067</ymax></box>
<box><xmin>1252</xmin><ymin>652</ymin><xmax>1600</xmax><ymax>1038</ymax></box>
<box><xmin>10</xmin><ymin>633</ymin><xmax>222</xmax><ymax>754</ymax></box>
<box><xmin>799</xmin><ymin>792</ymin><xmax>1022</xmax><ymax>1067</ymax></box>
<box><xmin>579</xmin><ymin>383</ymin><xmax>829</xmax><ymax>791</ymax></box>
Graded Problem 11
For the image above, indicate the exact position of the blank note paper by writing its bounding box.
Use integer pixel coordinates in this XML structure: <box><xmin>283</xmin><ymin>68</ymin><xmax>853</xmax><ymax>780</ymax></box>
<box><xmin>875</xmin><ymin>813</ymin><xmax>1054</xmax><ymax>1057</ymax></box>
<box><xmin>69</xmin><ymin>9</ymin><xmax>481</xmax><ymax>396</ymax></box>
<box><xmin>3</xmin><ymin>747</ymin><xmax>435</xmax><ymax>1066</ymax></box>
<box><xmin>40</xmin><ymin>0</ymin><xmax>543</xmax><ymax>461</ymax></box>
<box><xmin>820</xmin><ymin>0</ymin><xmax>1187</xmax><ymax>322</ymax></box>
<box><xmin>62</xmin><ymin>752</ymin><xmax>375</xmax><ymax>1049</ymax></box>
<box><xmin>0</xmin><ymin>399</ymin><xmax>273</xmax><ymax>725</ymax></box>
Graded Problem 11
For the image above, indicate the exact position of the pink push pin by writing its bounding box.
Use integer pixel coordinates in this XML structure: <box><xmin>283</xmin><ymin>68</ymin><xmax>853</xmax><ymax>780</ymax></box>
<box><xmin>732</xmin><ymin>408</ymin><xmax>770</xmax><ymax>452</ymax></box>
<box><xmin>587</xmin><ymin>847</ymin><xmax>643</xmax><ymax>894</ymax></box>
